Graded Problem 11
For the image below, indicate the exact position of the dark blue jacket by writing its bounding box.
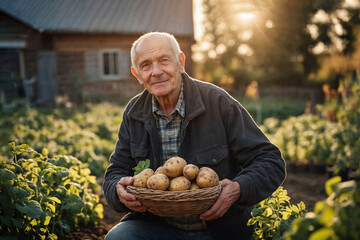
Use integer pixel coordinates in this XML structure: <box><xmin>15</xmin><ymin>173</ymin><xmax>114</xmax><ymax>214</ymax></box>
<box><xmin>103</xmin><ymin>73</ymin><xmax>286</xmax><ymax>240</ymax></box>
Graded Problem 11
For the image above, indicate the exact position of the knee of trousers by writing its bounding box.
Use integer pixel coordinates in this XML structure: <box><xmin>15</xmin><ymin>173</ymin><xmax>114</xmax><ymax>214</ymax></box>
<box><xmin>105</xmin><ymin>222</ymin><xmax>128</xmax><ymax>240</ymax></box>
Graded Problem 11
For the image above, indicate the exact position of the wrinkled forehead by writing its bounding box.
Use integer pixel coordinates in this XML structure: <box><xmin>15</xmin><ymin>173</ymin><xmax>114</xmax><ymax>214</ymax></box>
<box><xmin>136</xmin><ymin>34</ymin><xmax>169</xmax><ymax>49</ymax></box>
<box><xmin>135</xmin><ymin>35</ymin><xmax>175</xmax><ymax>59</ymax></box>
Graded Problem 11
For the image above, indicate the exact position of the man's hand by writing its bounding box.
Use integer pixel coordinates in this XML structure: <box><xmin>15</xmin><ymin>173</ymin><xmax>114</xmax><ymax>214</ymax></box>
<box><xmin>199</xmin><ymin>179</ymin><xmax>241</xmax><ymax>221</ymax></box>
<box><xmin>116</xmin><ymin>177</ymin><xmax>146</xmax><ymax>212</ymax></box>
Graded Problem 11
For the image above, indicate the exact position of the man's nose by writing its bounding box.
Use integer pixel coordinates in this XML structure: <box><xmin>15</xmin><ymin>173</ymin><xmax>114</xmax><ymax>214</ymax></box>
<box><xmin>151</xmin><ymin>62</ymin><xmax>163</xmax><ymax>76</ymax></box>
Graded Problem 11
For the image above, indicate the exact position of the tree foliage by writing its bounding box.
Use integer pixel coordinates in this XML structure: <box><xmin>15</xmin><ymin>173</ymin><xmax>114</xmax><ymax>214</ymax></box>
<box><xmin>195</xmin><ymin>0</ymin><xmax>360</xmax><ymax>87</ymax></box>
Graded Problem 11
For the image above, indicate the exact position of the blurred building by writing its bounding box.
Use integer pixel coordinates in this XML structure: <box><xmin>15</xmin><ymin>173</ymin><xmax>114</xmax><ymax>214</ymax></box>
<box><xmin>0</xmin><ymin>0</ymin><xmax>194</xmax><ymax>105</ymax></box>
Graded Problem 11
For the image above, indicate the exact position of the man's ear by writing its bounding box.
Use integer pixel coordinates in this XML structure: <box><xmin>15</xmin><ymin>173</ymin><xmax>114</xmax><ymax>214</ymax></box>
<box><xmin>179</xmin><ymin>52</ymin><xmax>186</xmax><ymax>73</ymax></box>
<box><xmin>131</xmin><ymin>66</ymin><xmax>143</xmax><ymax>84</ymax></box>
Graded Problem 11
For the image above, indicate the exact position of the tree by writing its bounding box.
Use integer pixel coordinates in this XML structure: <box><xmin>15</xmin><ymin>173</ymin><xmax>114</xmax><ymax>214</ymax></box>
<box><xmin>250</xmin><ymin>0</ymin><xmax>317</xmax><ymax>86</ymax></box>
<box><xmin>194</xmin><ymin>0</ymin><xmax>360</xmax><ymax>88</ymax></box>
<box><xmin>309</xmin><ymin>0</ymin><xmax>360</xmax><ymax>86</ymax></box>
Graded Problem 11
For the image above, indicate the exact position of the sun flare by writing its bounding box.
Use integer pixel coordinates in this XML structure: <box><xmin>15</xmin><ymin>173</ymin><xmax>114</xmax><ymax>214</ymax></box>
<box><xmin>237</xmin><ymin>12</ymin><xmax>256</xmax><ymax>22</ymax></box>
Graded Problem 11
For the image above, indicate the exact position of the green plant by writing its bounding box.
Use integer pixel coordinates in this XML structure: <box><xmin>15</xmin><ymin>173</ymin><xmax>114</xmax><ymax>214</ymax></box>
<box><xmin>259</xmin><ymin>74</ymin><xmax>360</xmax><ymax>175</ymax></box>
<box><xmin>316</xmin><ymin>74</ymin><xmax>360</xmax><ymax>173</ymax></box>
<box><xmin>283</xmin><ymin>177</ymin><xmax>360</xmax><ymax>240</ymax></box>
<box><xmin>262</xmin><ymin>115</ymin><xmax>335</xmax><ymax>166</ymax></box>
<box><xmin>261</xmin><ymin>80</ymin><xmax>360</xmax><ymax>174</ymax></box>
<box><xmin>132</xmin><ymin>159</ymin><xmax>150</xmax><ymax>175</ymax></box>
<box><xmin>247</xmin><ymin>187</ymin><xmax>307</xmax><ymax>240</ymax></box>
<box><xmin>0</xmin><ymin>143</ymin><xmax>103</xmax><ymax>239</ymax></box>
<box><xmin>0</xmin><ymin>102</ymin><xmax>124</xmax><ymax>177</ymax></box>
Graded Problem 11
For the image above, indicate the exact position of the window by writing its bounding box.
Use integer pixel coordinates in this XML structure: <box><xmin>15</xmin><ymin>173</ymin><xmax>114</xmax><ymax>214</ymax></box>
<box><xmin>99</xmin><ymin>50</ymin><xmax>129</xmax><ymax>80</ymax></box>
<box><xmin>103</xmin><ymin>51</ymin><xmax>118</xmax><ymax>75</ymax></box>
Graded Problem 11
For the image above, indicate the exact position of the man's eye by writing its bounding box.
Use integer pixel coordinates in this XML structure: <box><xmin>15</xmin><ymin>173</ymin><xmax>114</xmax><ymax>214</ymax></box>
<box><xmin>141</xmin><ymin>63</ymin><xmax>149</xmax><ymax>69</ymax></box>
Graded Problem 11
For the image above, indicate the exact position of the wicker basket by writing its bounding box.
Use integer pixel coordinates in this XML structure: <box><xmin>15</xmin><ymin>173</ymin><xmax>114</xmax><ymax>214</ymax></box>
<box><xmin>126</xmin><ymin>185</ymin><xmax>222</xmax><ymax>217</ymax></box>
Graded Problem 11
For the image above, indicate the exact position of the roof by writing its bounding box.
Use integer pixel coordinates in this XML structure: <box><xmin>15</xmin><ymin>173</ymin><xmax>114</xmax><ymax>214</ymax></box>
<box><xmin>0</xmin><ymin>0</ymin><xmax>194</xmax><ymax>36</ymax></box>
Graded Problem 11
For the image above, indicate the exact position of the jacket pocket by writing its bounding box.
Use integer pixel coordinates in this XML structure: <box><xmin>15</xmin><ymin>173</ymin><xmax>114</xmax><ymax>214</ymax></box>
<box><xmin>130</xmin><ymin>143</ymin><xmax>149</xmax><ymax>161</ymax></box>
<box><xmin>194</xmin><ymin>144</ymin><xmax>230</xmax><ymax>179</ymax></box>
<box><xmin>195</xmin><ymin>144</ymin><xmax>229</xmax><ymax>165</ymax></box>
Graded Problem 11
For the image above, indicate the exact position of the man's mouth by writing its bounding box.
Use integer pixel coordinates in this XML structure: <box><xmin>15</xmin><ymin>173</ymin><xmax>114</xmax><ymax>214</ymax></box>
<box><xmin>153</xmin><ymin>79</ymin><xmax>168</xmax><ymax>85</ymax></box>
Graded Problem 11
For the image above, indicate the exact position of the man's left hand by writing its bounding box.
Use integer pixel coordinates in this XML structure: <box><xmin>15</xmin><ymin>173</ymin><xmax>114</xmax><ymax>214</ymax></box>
<box><xmin>199</xmin><ymin>179</ymin><xmax>241</xmax><ymax>221</ymax></box>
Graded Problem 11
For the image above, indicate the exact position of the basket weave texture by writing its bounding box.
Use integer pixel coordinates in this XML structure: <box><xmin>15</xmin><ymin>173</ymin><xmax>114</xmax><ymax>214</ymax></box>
<box><xmin>126</xmin><ymin>185</ymin><xmax>222</xmax><ymax>217</ymax></box>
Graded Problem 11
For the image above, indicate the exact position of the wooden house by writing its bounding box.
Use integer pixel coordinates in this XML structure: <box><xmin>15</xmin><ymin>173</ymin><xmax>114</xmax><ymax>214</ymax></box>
<box><xmin>0</xmin><ymin>0</ymin><xmax>194</xmax><ymax>105</ymax></box>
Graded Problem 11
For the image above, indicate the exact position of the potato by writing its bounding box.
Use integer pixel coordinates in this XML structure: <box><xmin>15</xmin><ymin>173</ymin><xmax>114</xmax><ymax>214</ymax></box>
<box><xmin>183</xmin><ymin>164</ymin><xmax>199</xmax><ymax>180</ymax></box>
<box><xmin>155</xmin><ymin>166</ymin><xmax>166</xmax><ymax>175</ymax></box>
<box><xmin>147</xmin><ymin>174</ymin><xmax>169</xmax><ymax>190</ymax></box>
<box><xmin>168</xmin><ymin>176</ymin><xmax>191</xmax><ymax>191</ymax></box>
<box><xmin>163</xmin><ymin>157</ymin><xmax>187</xmax><ymax>178</ymax></box>
<box><xmin>196</xmin><ymin>167</ymin><xmax>219</xmax><ymax>188</ymax></box>
<box><xmin>133</xmin><ymin>168</ymin><xmax>154</xmax><ymax>188</ymax></box>
<box><xmin>189</xmin><ymin>182</ymin><xmax>200</xmax><ymax>190</ymax></box>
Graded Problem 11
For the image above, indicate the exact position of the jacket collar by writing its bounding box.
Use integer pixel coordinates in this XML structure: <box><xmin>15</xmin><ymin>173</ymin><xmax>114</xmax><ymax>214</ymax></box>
<box><xmin>128</xmin><ymin>73</ymin><xmax>206</xmax><ymax>122</ymax></box>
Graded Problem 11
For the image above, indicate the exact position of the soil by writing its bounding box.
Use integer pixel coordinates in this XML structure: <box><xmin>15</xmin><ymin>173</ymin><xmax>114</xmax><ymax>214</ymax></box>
<box><xmin>58</xmin><ymin>191</ymin><xmax>125</xmax><ymax>240</ymax></box>
<box><xmin>58</xmin><ymin>171</ymin><xmax>328</xmax><ymax>240</ymax></box>
<box><xmin>282</xmin><ymin>171</ymin><xmax>328</xmax><ymax>210</ymax></box>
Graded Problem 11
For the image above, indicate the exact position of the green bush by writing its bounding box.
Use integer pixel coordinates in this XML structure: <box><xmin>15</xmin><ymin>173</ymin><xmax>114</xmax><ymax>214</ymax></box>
<box><xmin>0</xmin><ymin>143</ymin><xmax>103</xmax><ymax>239</ymax></box>
<box><xmin>283</xmin><ymin>177</ymin><xmax>360</xmax><ymax>240</ymax></box>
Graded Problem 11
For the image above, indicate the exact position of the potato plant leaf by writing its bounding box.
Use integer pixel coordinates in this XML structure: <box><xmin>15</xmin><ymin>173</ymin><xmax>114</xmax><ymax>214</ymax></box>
<box><xmin>133</xmin><ymin>159</ymin><xmax>150</xmax><ymax>175</ymax></box>
<box><xmin>1</xmin><ymin>142</ymin><xmax>104</xmax><ymax>239</ymax></box>
<box><xmin>325</xmin><ymin>176</ymin><xmax>341</xmax><ymax>196</ymax></box>
<box><xmin>15</xmin><ymin>200</ymin><xmax>43</xmax><ymax>219</ymax></box>
<box><xmin>0</xmin><ymin>169</ymin><xmax>17</xmax><ymax>181</ymax></box>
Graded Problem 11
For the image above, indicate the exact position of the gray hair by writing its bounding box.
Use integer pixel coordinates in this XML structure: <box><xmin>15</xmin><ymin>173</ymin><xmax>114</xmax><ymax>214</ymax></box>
<box><xmin>130</xmin><ymin>32</ymin><xmax>182</xmax><ymax>72</ymax></box>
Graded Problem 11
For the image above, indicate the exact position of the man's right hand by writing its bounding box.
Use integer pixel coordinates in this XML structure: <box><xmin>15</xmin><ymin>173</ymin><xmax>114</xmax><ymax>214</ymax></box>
<box><xmin>116</xmin><ymin>177</ymin><xmax>146</xmax><ymax>212</ymax></box>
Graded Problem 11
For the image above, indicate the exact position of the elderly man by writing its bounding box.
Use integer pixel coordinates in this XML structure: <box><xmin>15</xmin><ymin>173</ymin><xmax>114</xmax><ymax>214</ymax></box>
<box><xmin>103</xmin><ymin>32</ymin><xmax>286</xmax><ymax>240</ymax></box>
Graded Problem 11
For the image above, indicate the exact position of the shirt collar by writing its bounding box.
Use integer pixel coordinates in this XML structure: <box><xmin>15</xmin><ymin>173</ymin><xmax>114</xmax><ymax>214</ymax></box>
<box><xmin>152</xmin><ymin>80</ymin><xmax>185</xmax><ymax>119</ymax></box>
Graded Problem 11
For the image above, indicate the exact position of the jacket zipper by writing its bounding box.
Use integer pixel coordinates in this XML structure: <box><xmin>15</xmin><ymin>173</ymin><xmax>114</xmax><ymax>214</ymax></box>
<box><xmin>179</xmin><ymin>109</ymin><xmax>205</xmax><ymax>151</ymax></box>
<box><xmin>145</xmin><ymin>123</ymin><xmax>159</xmax><ymax>169</ymax></box>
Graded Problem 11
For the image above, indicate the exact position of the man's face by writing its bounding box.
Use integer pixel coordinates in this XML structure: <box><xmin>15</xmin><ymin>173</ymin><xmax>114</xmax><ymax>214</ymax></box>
<box><xmin>131</xmin><ymin>36</ymin><xmax>185</xmax><ymax>98</ymax></box>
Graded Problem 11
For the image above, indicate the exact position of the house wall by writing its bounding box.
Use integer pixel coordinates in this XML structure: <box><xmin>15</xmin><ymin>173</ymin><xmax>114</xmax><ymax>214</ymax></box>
<box><xmin>1</xmin><ymin>12</ymin><xmax>194</xmax><ymax>103</ymax></box>
<box><xmin>54</xmin><ymin>34</ymin><xmax>194</xmax><ymax>101</ymax></box>
<box><xmin>0</xmin><ymin>13</ymin><xmax>40</xmax><ymax>80</ymax></box>
<box><xmin>0</xmin><ymin>12</ymin><xmax>43</xmax><ymax>103</ymax></box>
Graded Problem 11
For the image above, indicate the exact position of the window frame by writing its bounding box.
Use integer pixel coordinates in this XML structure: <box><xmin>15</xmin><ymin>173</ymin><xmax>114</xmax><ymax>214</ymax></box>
<box><xmin>98</xmin><ymin>49</ymin><xmax>125</xmax><ymax>80</ymax></box>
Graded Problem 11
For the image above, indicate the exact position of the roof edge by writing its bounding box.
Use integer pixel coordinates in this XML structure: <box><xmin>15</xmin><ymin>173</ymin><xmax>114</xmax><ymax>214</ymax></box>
<box><xmin>0</xmin><ymin>9</ymin><xmax>41</xmax><ymax>32</ymax></box>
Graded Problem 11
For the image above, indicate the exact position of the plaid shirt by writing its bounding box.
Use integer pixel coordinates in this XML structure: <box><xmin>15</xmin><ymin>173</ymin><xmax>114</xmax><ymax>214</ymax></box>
<box><xmin>152</xmin><ymin>82</ymin><xmax>207</xmax><ymax>231</ymax></box>
<box><xmin>152</xmin><ymin>90</ymin><xmax>184</xmax><ymax>164</ymax></box>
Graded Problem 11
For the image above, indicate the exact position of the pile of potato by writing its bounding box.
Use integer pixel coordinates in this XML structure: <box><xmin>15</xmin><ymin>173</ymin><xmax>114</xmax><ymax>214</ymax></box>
<box><xmin>132</xmin><ymin>157</ymin><xmax>219</xmax><ymax>191</ymax></box>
